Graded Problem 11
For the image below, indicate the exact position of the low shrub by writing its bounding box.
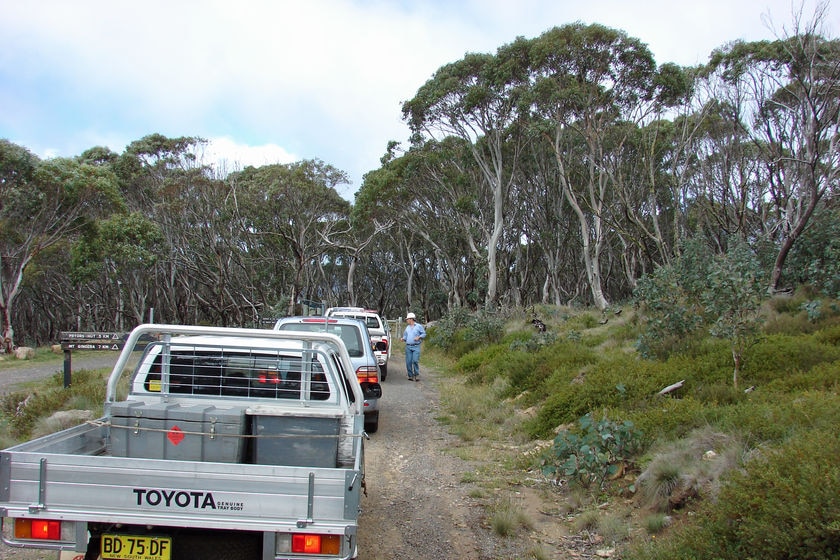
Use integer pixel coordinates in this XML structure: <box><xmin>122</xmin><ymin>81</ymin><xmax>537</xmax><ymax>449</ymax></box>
<box><xmin>626</xmin><ymin>397</ymin><xmax>709</xmax><ymax>442</ymax></box>
<box><xmin>766</xmin><ymin>287</ymin><xmax>813</xmax><ymax>314</ymax></box>
<box><xmin>454</xmin><ymin>344</ymin><xmax>508</xmax><ymax>384</ymax></box>
<box><xmin>694</xmin><ymin>383</ymin><xmax>744</xmax><ymax>406</ymax></box>
<box><xmin>710</xmin><ymin>429</ymin><xmax>840</xmax><ymax>558</ymax></box>
<box><xmin>763</xmin><ymin>310</ymin><xmax>813</xmax><ymax>335</ymax></box>
<box><xmin>815</xmin><ymin>324</ymin><xmax>840</xmax><ymax>345</ymax></box>
<box><xmin>764</xmin><ymin>361</ymin><xmax>840</xmax><ymax>393</ymax></box>
<box><xmin>714</xmin><ymin>393</ymin><xmax>840</xmax><ymax>446</ymax></box>
<box><xmin>744</xmin><ymin>334</ymin><xmax>840</xmax><ymax>383</ymax></box>
<box><xmin>505</xmin><ymin>342</ymin><xmax>597</xmax><ymax>397</ymax></box>
<box><xmin>431</xmin><ymin>308</ymin><xmax>506</xmax><ymax>357</ymax></box>
<box><xmin>541</xmin><ymin>413</ymin><xmax>643</xmax><ymax>491</ymax></box>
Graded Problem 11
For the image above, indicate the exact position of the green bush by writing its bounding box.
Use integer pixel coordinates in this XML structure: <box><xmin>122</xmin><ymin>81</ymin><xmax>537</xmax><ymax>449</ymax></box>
<box><xmin>673</xmin><ymin>392</ymin><xmax>840</xmax><ymax>450</ymax></box>
<box><xmin>431</xmin><ymin>307</ymin><xmax>506</xmax><ymax>357</ymax></box>
<box><xmin>764</xmin><ymin>360</ymin><xmax>840</xmax><ymax>393</ymax></box>
<box><xmin>763</xmin><ymin>309</ymin><xmax>814</xmax><ymax>335</ymax></box>
<box><xmin>625</xmin><ymin>397</ymin><xmax>710</xmax><ymax>442</ymax></box>
<box><xmin>744</xmin><ymin>334</ymin><xmax>840</xmax><ymax>383</ymax></box>
<box><xmin>815</xmin><ymin>324</ymin><xmax>840</xmax><ymax>345</ymax></box>
<box><xmin>693</xmin><ymin>383</ymin><xmax>745</xmax><ymax>406</ymax></box>
<box><xmin>510</xmin><ymin>342</ymin><xmax>597</xmax><ymax>394</ymax></box>
<box><xmin>710</xmin><ymin>429</ymin><xmax>840</xmax><ymax>558</ymax></box>
<box><xmin>541</xmin><ymin>413</ymin><xmax>643</xmax><ymax>491</ymax></box>
<box><xmin>454</xmin><ymin>343</ymin><xmax>508</xmax><ymax>384</ymax></box>
<box><xmin>767</xmin><ymin>289</ymin><xmax>812</xmax><ymax>314</ymax></box>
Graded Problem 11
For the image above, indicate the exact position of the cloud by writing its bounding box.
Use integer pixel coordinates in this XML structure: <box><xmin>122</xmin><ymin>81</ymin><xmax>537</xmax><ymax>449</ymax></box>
<box><xmin>1</xmin><ymin>0</ymin><xmax>834</xmax><ymax>196</ymax></box>
<box><xmin>202</xmin><ymin>136</ymin><xmax>298</xmax><ymax>174</ymax></box>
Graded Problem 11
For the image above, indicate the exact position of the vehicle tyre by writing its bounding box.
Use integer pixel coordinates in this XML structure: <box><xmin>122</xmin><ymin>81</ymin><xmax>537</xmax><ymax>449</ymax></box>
<box><xmin>380</xmin><ymin>364</ymin><xmax>387</xmax><ymax>381</ymax></box>
<box><xmin>364</xmin><ymin>411</ymin><xmax>379</xmax><ymax>434</ymax></box>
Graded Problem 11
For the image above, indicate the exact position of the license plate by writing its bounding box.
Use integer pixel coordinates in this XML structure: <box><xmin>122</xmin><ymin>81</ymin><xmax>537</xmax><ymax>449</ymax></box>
<box><xmin>101</xmin><ymin>534</ymin><xmax>172</xmax><ymax>560</ymax></box>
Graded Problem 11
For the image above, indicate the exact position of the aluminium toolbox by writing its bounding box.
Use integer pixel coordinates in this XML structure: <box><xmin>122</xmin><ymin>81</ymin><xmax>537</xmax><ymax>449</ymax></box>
<box><xmin>109</xmin><ymin>401</ymin><xmax>247</xmax><ymax>462</ymax></box>
<box><xmin>248</xmin><ymin>406</ymin><xmax>342</xmax><ymax>467</ymax></box>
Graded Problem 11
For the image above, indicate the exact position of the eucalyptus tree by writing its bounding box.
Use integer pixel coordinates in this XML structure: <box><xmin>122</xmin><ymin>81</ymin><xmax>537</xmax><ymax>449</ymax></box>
<box><xmin>682</xmin><ymin>98</ymin><xmax>769</xmax><ymax>252</ymax></box>
<box><xmin>71</xmin><ymin>212</ymin><xmax>163</xmax><ymax>330</ymax></box>
<box><xmin>112</xmin><ymin>134</ymin><xmax>215</xmax><ymax>324</ymax></box>
<box><xmin>233</xmin><ymin>160</ymin><xmax>351</xmax><ymax>317</ymax></box>
<box><xmin>525</xmin><ymin>23</ymin><xmax>665</xmax><ymax>310</ymax></box>
<box><xmin>610</xmin><ymin>63</ymin><xmax>700</xmax><ymax>279</ymax></box>
<box><xmin>159</xmin><ymin>170</ymin><xmax>261</xmax><ymax>326</ymax></box>
<box><xmin>517</xmin><ymin>133</ymin><xmax>583</xmax><ymax>305</ymax></box>
<box><xmin>0</xmin><ymin>140</ymin><xmax>124</xmax><ymax>351</ymax></box>
<box><xmin>318</xmin><ymin>214</ymin><xmax>393</xmax><ymax>308</ymax></box>
<box><xmin>359</xmin><ymin>139</ymin><xmax>483</xmax><ymax>313</ymax></box>
<box><xmin>405</xmin><ymin>138</ymin><xmax>490</xmax><ymax>310</ymax></box>
<box><xmin>16</xmin><ymin>241</ymin><xmax>77</xmax><ymax>342</ymax></box>
<box><xmin>113</xmin><ymin>134</ymin><xmax>205</xmax><ymax>214</ymax></box>
<box><xmin>402</xmin><ymin>45</ymin><xmax>530</xmax><ymax>309</ymax></box>
<box><xmin>355</xmin><ymin>151</ymin><xmax>421</xmax><ymax>312</ymax></box>
<box><xmin>344</xmin><ymin>156</ymin><xmax>410</xmax><ymax>312</ymax></box>
<box><xmin>705</xmin><ymin>4</ymin><xmax>840</xmax><ymax>293</ymax></box>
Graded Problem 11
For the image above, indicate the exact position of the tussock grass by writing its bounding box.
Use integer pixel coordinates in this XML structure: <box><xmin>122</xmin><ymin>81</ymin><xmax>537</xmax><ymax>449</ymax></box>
<box><xmin>490</xmin><ymin>496</ymin><xmax>532</xmax><ymax>537</ymax></box>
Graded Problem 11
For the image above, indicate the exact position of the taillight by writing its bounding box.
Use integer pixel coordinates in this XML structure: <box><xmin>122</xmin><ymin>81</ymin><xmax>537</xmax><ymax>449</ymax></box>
<box><xmin>15</xmin><ymin>518</ymin><xmax>62</xmax><ymax>540</ymax></box>
<box><xmin>380</xmin><ymin>337</ymin><xmax>388</xmax><ymax>350</ymax></box>
<box><xmin>257</xmin><ymin>372</ymin><xmax>281</xmax><ymax>384</ymax></box>
<box><xmin>356</xmin><ymin>365</ymin><xmax>379</xmax><ymax>384</ymax></box>
<box><xmin>277</xmin><ymin>532</ymin><xmax>342</xmax><ymax>554</ymax></box>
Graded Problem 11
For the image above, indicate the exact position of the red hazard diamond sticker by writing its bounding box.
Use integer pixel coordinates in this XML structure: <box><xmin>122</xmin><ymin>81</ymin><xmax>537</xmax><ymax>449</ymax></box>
<box><xmin>167</xmin><ymin>425</ymin><xmax>185</xmax><ymax>445</ymax></box>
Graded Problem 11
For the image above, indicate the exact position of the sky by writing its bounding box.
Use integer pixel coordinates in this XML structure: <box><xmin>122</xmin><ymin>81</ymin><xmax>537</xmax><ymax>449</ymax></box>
<box><xmin>1</xmin><ymin>0</ymin><xmax>836</xmax><ymax>200</ymax></box>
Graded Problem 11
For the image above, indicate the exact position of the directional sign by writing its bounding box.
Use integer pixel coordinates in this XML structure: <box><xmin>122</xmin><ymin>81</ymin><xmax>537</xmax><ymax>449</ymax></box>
<box><xmin>62</xmin><ymin>342</ymin><xmax>124</xmax><ymax>351</ymax></box>
<box><xmin>60</xmin><ymin>331</ymin><xmax>127</xmax><ymax>351</ymax></box>
<box><xmin>60</xmin><ymin>331</ymin><xmax>125</xmax><ymax>341</ymax></box>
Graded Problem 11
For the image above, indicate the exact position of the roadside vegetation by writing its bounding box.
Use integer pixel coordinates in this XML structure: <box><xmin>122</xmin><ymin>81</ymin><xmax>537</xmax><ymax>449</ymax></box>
<box><xmin>0</xmin><ymin>366</ymin><xmax>109</xmax><ymax>449</ymax></box>
<box><xmin>427</xmin><ymin>289</ymin><xmax>840</xmax><ymax>559</ymax></box>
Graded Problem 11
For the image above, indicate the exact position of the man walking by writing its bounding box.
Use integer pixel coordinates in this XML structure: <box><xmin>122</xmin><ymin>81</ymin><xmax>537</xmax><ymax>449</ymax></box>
<box><xmin>401</xmin><ymin>312</ymin><xmax>426</xmax><ymax>381</ymax></box>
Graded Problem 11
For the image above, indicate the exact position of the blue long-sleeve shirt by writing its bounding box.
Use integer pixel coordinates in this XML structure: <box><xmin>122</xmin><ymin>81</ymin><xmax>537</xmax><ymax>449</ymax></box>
<box><xmin>401</xmin><ymin>323</ymin><xmax>426</xmax><ymax>345</ymax></box>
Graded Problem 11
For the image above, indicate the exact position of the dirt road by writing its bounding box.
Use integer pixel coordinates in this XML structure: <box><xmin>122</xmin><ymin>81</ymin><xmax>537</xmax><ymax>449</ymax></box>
<box><xmin>0</xmin><ymin>352</ymin><xmax>119</xmax><ymax>395</ymax></box>
<box><xmin>357</xmin><ymin>356</ymin><xmax>497</xmax><ymax>559</ymax></box>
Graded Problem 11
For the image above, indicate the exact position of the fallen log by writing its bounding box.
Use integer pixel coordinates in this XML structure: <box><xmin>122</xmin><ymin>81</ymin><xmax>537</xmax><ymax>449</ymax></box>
<box><xmin>658</xmin><ymin>379</ymin><xmax>685</xmax><ymax>395</ymax></box>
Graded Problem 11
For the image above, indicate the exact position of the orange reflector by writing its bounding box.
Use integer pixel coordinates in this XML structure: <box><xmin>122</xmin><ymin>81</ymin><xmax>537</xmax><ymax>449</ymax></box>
<box><xmin>15</xmin><ymin>519</ymin><xmax>61</xmax><ymax>540</ymax></box>
<box><xmin>321</xmin><ymin>535</ymin><xmax>341</xmax><ymax>554</ymax></box>
<box><xmin>13</xmin><ymin>519</ymin><xmax>31</xmax><ymax>539</ymax></box>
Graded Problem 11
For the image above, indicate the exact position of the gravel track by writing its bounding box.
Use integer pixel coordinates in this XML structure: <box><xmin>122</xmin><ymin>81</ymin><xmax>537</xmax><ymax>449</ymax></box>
<box><xmin>0</xmin><ymin>352</ymin><xmax>120</xmax><ymax>395</ymax></box>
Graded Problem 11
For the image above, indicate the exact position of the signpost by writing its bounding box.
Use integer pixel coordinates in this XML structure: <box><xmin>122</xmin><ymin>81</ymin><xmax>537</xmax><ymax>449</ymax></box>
<box><xmin>59</xmin><ymin>332</ymin><xmax>127</xmax><ymax>388</ymax></box>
